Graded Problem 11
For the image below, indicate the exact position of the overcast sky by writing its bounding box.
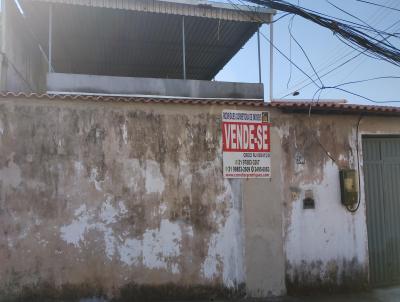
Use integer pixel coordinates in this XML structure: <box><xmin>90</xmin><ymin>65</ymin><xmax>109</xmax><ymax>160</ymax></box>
<box><xmin>215</xmin><ymin>0</ymin><xmax>400</xmax><ymax>105</ymax></box>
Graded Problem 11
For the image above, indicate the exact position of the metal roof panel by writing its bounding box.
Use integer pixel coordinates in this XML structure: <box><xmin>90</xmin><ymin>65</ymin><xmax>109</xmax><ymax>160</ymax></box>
<box><xmin>25</xmin><ymin>0</ymin><xmax>275</xmax><ymax>22</ymax></box>
<box><xmin>20</xmin><ymin>1</ymin><xmax>265</xmax><ymax>80</ymax></box>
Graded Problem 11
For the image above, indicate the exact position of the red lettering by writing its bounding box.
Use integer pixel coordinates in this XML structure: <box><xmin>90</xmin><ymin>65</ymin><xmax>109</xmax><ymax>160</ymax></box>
<box><xmin>243</xmin><ymin>125</ymin><xmax>249</xmax><ymax>149</ymax></box>
<box><xmin>222</xmin><ymin>122</ymin><xmax>271</xmax><ymax>152</ymax></box>
<box><xmin>231</xmin><ymin>124</ymin><xmax>237</xmax><ymax>149</ymax></box>
<box><xmin>249</xmin><ymin>124</ymin><xmax>255</xmax><ymax>150</ymax></box>
<box><xmin>263</xmin><ymin>125</ymin><xmax>269</xmax><ymax>151</ymax></box>
<box><xmin>256</xmin><ymin>125</ymin><xmax>262</xmax><ymax>149</ymax></box>
<box><xmin>237</xmin><ymin>125</ymin><xmax>242</xmax><ymax>149</ymax></box>
<box><xmin>224</xmin><ymin>123</ymin><xmax>231</xmax><ymax>149</ymax></box>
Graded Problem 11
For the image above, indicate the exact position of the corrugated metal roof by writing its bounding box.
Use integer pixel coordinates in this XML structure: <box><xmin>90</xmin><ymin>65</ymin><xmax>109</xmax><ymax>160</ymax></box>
<box><xmin>2</xmin><ymin>92</ymin><xmax>400</xmax><ymax>116</ymax></box>
<box><xmin>19</xmin><ymin>1</ymin><xmax>266</xmax><ymax>80</ymax></box>
<box><xmin>25</xmin><ymin>0</ymin><xmax>274</xmax><ymax>23</ymax></box>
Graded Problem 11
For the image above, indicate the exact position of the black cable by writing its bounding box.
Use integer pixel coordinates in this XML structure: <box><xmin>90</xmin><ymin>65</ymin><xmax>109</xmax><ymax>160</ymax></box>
<box><xmin>244</xmin><ymin>0</ymin><xmax>400</xmax><ymax>66</ymax></box>
<box><xmin>227</xmin><ymin>0</ymin><xmax>322</xmax><ymax>90</ymax></box>
<box><xmin>288</xmin><ymin>16</ymin><xmax>324</xmax><ymax>87</ymax></box>
<box><xmin>323</xmin><ymin>86</ymin><xmax>400</xmax><ymax>103</ymax></box>
<box><xmin>236</xmin><ymin>0</ymin><xmax>323</xmax><ymax>90</ymax></box>
<box><xmin>232</xmin><ymin>0</ymin><xmax>400</xmax><ymax>105</ymax></box>
<box><xmin>239</xmin><ymin>0</ymin><xmax>396</xmax><ymax>39</ymax></box>
<box><xmin>236</xmin><ymin>0</ymin><xmax>291</xmax><ymax>23</ymax></box>
<box><xmin>280</xmin><ymin>19</ymin><xmax>400</xmax><ymax>98</ymax></box>
<box><xmin>333</xmin><ymin>76</ymin><xmax>400</xmax><ymax>88</ymax></box>
<box><xmin>352</xmin><ymin>0</ymin><xmax>400</xmax><ymax>13</ymax></box>
<box><xmin>271</xmin><ymin>12</ymin><xmax>292</xmax><ymax>23</ymax></box>
<box><xmin>326</xmin><ymin>0</ymin><xmax>396</xmax><ymax>49</ymax></box>
<box><xmin>286</xmin><ymin>15</ymin><xmax>295</xmax><ymax>88</ymax></box>
<box><xmin>307</xmin><ymin>86</ymin><xmax>339</xmax><ymax>166</ymax></box>
<box><xmin>263</xmin><ymin>0</ymin><xmax>400</xmax><ymax>39</ymax></box>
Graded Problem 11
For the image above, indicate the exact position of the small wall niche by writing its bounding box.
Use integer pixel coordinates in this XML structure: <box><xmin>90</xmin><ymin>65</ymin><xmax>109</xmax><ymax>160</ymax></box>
<box><xmin>303</xmin><ymin>189</ymin><xmax>315</xmax><ymax>209</ymax></box>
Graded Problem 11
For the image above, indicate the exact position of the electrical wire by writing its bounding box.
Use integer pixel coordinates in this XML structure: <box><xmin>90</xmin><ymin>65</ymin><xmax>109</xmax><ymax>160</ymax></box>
<box><xmin>250</xmin><ymin>0</ymin><xmax>400</xmax><ymax>98</ymax></box>
<box><xmin>307</xmin><ymin>87</ymin><xmax>339</xmax><ymax>166</ymax></box>
<box><xmin>287</xmin><ymin>17</ymin><xmax>324</xmax><ymax>87</ymax></box>
<box><xmin>335</xmin><ymin>0</ymin><xmax>396</xmax><ymax>84</ymax></box>
<box><xmin>306</xmin><ymin>89</ymin><xmax>363</xmax><ymax>214</ymax></box>
<box><xmin>346</xmin><ymin>115</ymin><xmax>364</xmax><ymax>213</ymax></box>
<box><xmin>286</xmin><ymin>15</ymin><xmax>295</xmax><ymax>88</ymax></box>
<box><xmin>235</xmin><ymin>0</ymin><xmax>394</xmax><ymax>214</ymax></box>
<box><xmin>283</xmin><ymin>15</ymin><xmax>400</xmax><ymax>96</ymax></box>
<box><xmin>352</xmin><ymin>0</ymin><xmax>400</xmax><ymax>13</ymax></box>
<box><xmin>228</xmin><ymin>0</ymin><xmax>322</xmax><ymax>90</ymax></box>
<box><xmin>332</xmin><ymin>76</ymin><xmax>400</xmax><ymax>88</ymax></box>
<box><xmin>326</xmin><ymin>0</ymin><xmax>396</xmax><ymax>49</ymax></box>
<box><xmin>235</xmin><ymin>0</ymin><xmax>324</xmax><ymax>91</ymax></box>
<box><xmin>230</xmin><ymin>0</ymin><xmax>400</xmax><ymax>104</ymax></box>
<box><xmin>319</xmin><ymin>86</ymin><xmax>400</xmax><ymax>103</ymax></box>
<box><xmin>279</xmin><ymin>19</ymin><xmax>400</xmax><ymax>99</ymax></box>
<box><xmin>271</xmin><ymin>12</ymin><xmax>292</xmax><ymax>23</ymax></box>
<box><xmin>244</xmin><ymin>0</ymin><xmax>400</xmax><ymax>66</ymax></box>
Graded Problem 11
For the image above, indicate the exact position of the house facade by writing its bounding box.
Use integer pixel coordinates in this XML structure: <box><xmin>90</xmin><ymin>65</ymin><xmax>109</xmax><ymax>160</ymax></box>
<box><xmin>0</xmin><ymin>94</ymin><xmax>399</xmax><ymax>301</ymax></box>
<box><xmin>1</xmin><ymin>0</ymin><xmax>400</xmax><ymax>300</ymax></box>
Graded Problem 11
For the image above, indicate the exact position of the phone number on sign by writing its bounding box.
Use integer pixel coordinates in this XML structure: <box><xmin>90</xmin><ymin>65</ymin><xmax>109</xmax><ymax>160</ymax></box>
<box><xmin>225</xmin><ymin>166</ymin><xmax>270</xmax><ymax>173</ymax></box>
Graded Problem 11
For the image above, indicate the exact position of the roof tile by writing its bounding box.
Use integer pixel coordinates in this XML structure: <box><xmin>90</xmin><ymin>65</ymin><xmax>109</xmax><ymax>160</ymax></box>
<box><xmin>1</xmin><ymin>92</ymin><xmax>400</xmax><ymax>116</ymax></box>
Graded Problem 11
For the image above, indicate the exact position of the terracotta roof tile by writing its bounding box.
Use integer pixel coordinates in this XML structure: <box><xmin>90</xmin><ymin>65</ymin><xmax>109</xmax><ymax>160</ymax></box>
<box><xmin>0</xmin><ymin>92</ymin><xmax>265</xmax><ymax>106</ymax></box>
<box><xmin>269</xmin><ymin>101</ymin><xmax>400</xmax><ymax>115</ymax></box>
<box><xmin>1</xmin><ymin>92</ymin><xmax>400</xmax><ymax>116</ymax></box>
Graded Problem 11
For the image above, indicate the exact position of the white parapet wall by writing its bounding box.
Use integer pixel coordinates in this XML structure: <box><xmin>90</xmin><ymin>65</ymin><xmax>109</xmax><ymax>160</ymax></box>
<box><xmin>47</xmin><ymin>73</ymin><xmax>264</xmax><ymax>100</ymax></box>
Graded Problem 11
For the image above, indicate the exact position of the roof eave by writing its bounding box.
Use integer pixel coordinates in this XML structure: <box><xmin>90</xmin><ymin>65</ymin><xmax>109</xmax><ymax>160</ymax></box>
<box><xmin>27</xmin><ymin>0</ymin><xmax>275</xmax><ymax>23</ymax></box>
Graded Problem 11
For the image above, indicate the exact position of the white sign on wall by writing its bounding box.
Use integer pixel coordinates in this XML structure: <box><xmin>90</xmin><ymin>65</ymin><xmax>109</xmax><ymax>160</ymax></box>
<box><xmin>222</xmin><ymin>110</ymin><xmax>271</xmax><ymax>179</ymax></box>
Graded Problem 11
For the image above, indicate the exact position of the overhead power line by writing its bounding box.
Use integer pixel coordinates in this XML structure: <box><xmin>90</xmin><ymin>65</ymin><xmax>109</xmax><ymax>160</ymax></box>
<box><xmin>352</xmin><ymin>0</ymin><xmax>400</xmax><ymax>13</ymax></box>
<box><xmin>228</xmin><ymin>0</ymin><xmax>400</xmax><ymax>104</ymax></box>
<box><xmin>243</xmin><ymin>0</ymin><xmax>400</xmax><ymax>67</ymax></box>
<box><xmin>228</xmin><ymin>0</ymin><xmax>321</xmax><ymax>89</ymax></box>
<box><xmin>279</xmin><ymin>17</ymin><xmax>400</xmax><ymax>98</ymax></box>
<box><xmin>286</xmin><ymin>0</ymin><xmax>399</xmax><ymax>91</ymax></box>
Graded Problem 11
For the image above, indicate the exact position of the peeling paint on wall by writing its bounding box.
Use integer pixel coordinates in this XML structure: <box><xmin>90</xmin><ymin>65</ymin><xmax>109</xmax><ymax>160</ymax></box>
<box><xmin>202</xmin><ymin>179</ymin><xmax>244</xmax><ymax>288</ymax></box>
<box><xmin>0</xmin><ymin>100</ymin><xmax>245</xmax><ymax>300</ymax></box>
<box><xmin>144</xmin><ymin>160</ymin><xmax>165</xmax><ymax>195</ymax></box>
<box><xmin>277</xmin><ymin>114</ymin><xmax>370</xmax><ymax>292</ymax></box>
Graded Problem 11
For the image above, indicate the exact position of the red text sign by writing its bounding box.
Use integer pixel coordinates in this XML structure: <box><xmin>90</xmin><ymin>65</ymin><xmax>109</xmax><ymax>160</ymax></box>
<box><xmin>222</xmin><ymin>110</ymin><xmax>271</xmax><ymax>179</ymax></box>
<box><xmin>222</xmin><ymin>122</ymin><xmax>271</xmax><ymax>152</ymax></box>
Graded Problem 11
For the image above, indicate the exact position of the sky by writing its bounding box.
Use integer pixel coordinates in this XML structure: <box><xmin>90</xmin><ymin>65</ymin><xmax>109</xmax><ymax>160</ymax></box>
<box><xmin>214</xmin><ymin>0</ymin><xmax>400</xmax><ymax>105</ymax></box>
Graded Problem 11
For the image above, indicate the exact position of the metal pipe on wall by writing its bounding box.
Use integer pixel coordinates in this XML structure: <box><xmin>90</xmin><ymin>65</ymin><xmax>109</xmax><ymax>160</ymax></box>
<box><xmin>257</xmin><ymin>28</ymin><xmax>262</xmax><ymax>84</ymax></box>
<box><xmin>48</xmin><ymin>4</ymin><xmax>53</xmax><ymax>73</ymax></box>
<box><xmin>269</xmin><ymin>21</ymin><xmax>274</xmax><ymax>102</ymax></box>
<box><xmin>0</xmin><ymin>0</ymin><xmax>7</xmax><ymax>92</ymax></box>
<box><xmin>182</xmin><ymin>16</ymin><xmax>187</xmax><ymax>80</ymax></box>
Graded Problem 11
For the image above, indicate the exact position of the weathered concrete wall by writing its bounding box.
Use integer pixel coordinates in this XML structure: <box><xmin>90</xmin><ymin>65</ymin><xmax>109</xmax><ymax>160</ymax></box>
<box><xmin>243</xmin><ymin>128</ymin><xmax>286</xmax><ymax>297</ymax></box>
<box><xmin>5</xmin><ymin>95</ymin><xmax>396</xmax><ymax>298</ymax></box>
<box><xmin>275</xmin><ymin>112</ymin><xmax>400</xmax><ymax>293</ymax></box>
<box><xmin>0</xmin><ymin>98</ymin><xmax>250</xmax><ymax>300</ymax></box>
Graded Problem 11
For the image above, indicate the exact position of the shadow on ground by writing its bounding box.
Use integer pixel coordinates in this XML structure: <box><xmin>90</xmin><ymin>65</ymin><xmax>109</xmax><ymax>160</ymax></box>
<box><xmin>23</xmin><ymin>286</ymin><xmax>400</xmax><ymax>302</ymax></box>
<box><xmin>242</xmin><ymin>286</ymin><xmax>400</xmax><ymax>302</ymax></box>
